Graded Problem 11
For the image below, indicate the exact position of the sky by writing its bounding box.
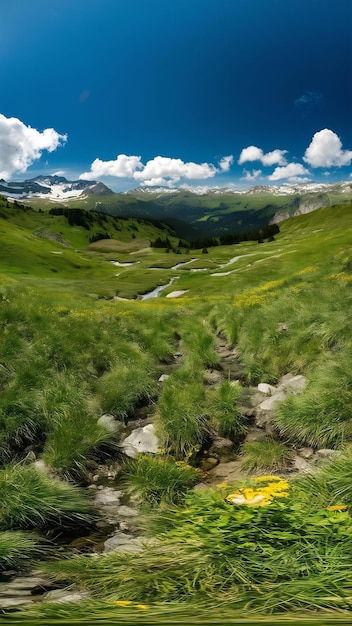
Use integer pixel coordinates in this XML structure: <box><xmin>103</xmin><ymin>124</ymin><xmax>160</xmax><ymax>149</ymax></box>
<box><xmin>0</xmin><ymin>0</ymin><xmax>351</xmax><ymax>191</ymax></box>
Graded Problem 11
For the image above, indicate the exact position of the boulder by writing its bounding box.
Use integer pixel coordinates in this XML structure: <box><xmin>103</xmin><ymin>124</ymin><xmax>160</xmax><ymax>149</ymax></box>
<box><xmin>121</xmin><ymin>423</ymin><xmax>159</xmax><ymax>458</ymax></box>
<box><xmin>255</xmin><ymin>391</ymin><xmax>286</xmax><ymax>429</ymax></box>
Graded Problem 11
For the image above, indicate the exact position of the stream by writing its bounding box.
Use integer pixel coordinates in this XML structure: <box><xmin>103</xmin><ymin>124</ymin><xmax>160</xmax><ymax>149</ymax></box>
<box><xmin>139</xmin><ymin>276</ymin><xmax>179</xmax><ymax>300</ymax></box>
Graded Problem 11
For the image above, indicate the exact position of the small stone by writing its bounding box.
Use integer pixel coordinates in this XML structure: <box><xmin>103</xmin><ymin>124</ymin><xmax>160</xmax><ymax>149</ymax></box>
<box><xmin>317</xmin><ymin>448</ymin><xmax>339</xmax><ymax>458</ymax></box>
<box><xmin>292</xmin><ymin>455</ymin><xmax>312</xmax><ymax>473</ymax></box>
<box><xmin>97</xmin><ymin>414</ymin><xmax>121</xmax><ymax>434</ymax></box>
<box><xmin>200</xmin><ymin>457</ymin><xmax>219</xmax><ymax>471</ymax></box>
<box><xmin>116</xmin><ymin>505</ymin><xmax>138</xmax><ymax>517</ymax></box>
<box><xmin>278</xmin><ymin>375</ymin><xmax>307</xmax><ymax>394</ymax></box>
<box><xmin>257</xmin><ymin>383</ymin><xmax>277</xmax><ymax>395</ymax></box>
<box><xmin>298</xmin><ymin>447</ymin><xmax>314</xmax><ymax>459</ymax></box>
<box><xmin>45</xmin><ymin>589</ymin><xmax>90</xmax><ymax>603</ymax></box>
<box><xmin>158</xmin><ymin>374</ymin><xmax>169</xmax><ymax>382</ymax></box>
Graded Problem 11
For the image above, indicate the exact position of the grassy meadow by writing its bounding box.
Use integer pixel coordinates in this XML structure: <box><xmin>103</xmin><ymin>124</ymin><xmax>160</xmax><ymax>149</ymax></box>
<box><xmin>0</xmin><ymin>195</ymin><xmax>352</xmax><ymax>623</ymax></box>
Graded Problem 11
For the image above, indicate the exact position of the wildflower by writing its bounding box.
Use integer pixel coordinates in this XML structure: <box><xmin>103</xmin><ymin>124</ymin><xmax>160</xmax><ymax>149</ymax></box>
<box><xmin>327</xmin><ymin>505</ymin><xmax>348</xmax><ymax>512</ymax></box>
<box><xmin>216</xmin><ymin>482</ymin><xmax>228</xmax><ymax>489</ymax></box>
<box><xmin>114</xmin><ymin>600</ymin><xmax>132</xmax><ymax>606</ymax></box>
<box><xmin>136</xmin><ymin>604</ymin><xmax>149</xmax><ymax>610</ymax></box>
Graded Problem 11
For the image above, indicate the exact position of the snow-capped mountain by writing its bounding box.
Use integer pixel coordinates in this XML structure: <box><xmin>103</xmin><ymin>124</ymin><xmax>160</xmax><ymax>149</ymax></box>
<box><xmin>0</xmin><ymin>176</ymin><xmax>113</xmax><ymax>201</ymax></box>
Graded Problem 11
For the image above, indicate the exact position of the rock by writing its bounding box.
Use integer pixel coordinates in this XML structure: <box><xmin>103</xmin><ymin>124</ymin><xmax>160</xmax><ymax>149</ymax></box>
<box><xmin>292</xmin><ymin>455</ymin><xmax>313</xmax><ymax>473</ymax></box>
<box><xmin>298</xmin><ymin>447</ymin><xmax>314</xmax><ymax>459</ymax></box>
<box><xmin>45</xmin><ymin>589</ymin><xmax>90</xmax><ymax>603</ymax></box>
<box><xmin>204</xmin><ymin>460</ymin><xmax>245</xmax><ymax>485</ymax></box>
<box><xmin>200</xmin><ymin>457</ymin><xmax>219</xmax><ymax>471</ymax></box>
<box><xmin>0</xmin><ymin>597</ymin><xmax>34</xmax><ymax>608</ymax></box>
<box><xmin>255</xmin><ymin>391</ymin><xmax>286</xmax><ymax>429</ymax></box>
<box><xmin>259</xmin><ymin>392</ymin><xmax>287</xmax><ymax>412</ymax></box>
<box><xmin>103</xmin><ymin>532</ymin><xmax>144</xmax><ymax>554</ymax></box>
<box><xmin>121</xmin><ymin>423</ymin><xmax>159</xmax><ymax>458</ymax></box>
<box><xmin>33</xmin><ymin>460</ymin><xmax>48</xmax><ymax>473</ymax></box>
<box><xmin>278</xmin><ymin>374</ymin><xmax>307</xmax><ymax>394</ymax></box>
<box><xmin>317</xmin><ymin>448</ymin><xmax>339</xmax><ymax>459</ymax></box>
<box><xmin>116</xmin><ymin>505</ymin><xmax>138</xmax><ymax>517</ymax></box>
<box><xmin>203</xmin><ymin>370</ymin><xmax>224</xmax><ymax>385</ymax></box>
<box><xmin>257</xmin><ymin>383</ymin><xmax>276</xmax><ymax>395</ymax></box>
<box><xmin>208</xmin><ymin>437</ymin><xmax>235</xmax><ymax>461</ymax></box>
<box><xmin>158</xmin><ymin>374</ymin><xmax>169</xmax><ymax>382</ymax></box>
<box><xmin>97</xmin><ymin>414</ymin><xmax>122</xmax><ymax>434</ymax></box>
<box><xmin>94</xmin><ymin>487</ymin><xmax>122</xmax><ymax>507</ymax></box>
<box><xmin>244</xmin><ymin>427</ymin><xmax>267</xmax><ymax>443</ymax></box>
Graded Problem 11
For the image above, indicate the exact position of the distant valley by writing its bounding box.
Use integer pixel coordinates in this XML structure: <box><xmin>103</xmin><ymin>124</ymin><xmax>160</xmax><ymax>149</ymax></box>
<box><xmin>1</xmin><ymin>175</ymin><xmax>351</xmax><ymax>240</ymax></box>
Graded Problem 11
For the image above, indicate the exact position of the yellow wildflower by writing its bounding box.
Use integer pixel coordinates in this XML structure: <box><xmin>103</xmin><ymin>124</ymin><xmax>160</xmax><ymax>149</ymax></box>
<box><xmin>136</xmin><ymin>604</ymin><xmax>149</xmax><ymax>610</ymax></box>
<box><xmin>113</xmin><ymin>600</ymin><xmax>133</xmax><ymax>606</ymax></box>
<box><xmin>216</xmin><ymin>482</ymin><xmax>228</xmax><ymax>489</ymax></box>
<box><xmin>327</xmin><ymin>505</ymin><xmax>348</xmax><ymax>512</ymax></box>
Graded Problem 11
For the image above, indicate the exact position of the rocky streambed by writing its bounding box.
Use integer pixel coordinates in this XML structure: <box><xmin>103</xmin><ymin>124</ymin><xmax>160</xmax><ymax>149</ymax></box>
<box><xmin>0</xmin><ymin>338</ymin><xmax>337</xmax><ymax>611</ymax></box>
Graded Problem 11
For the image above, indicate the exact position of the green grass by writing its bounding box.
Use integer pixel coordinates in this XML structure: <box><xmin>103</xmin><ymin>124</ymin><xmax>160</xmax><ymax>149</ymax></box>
<box><xmin>0</xmin><ymin>530</ymin><xmax>44</xmax><ymax>571</ymax></box>
<box><xmin>207</xmin><ymin>380</ymin><xmax>247</xmax><ymax>441</ymax></box>
<box><xmin>0</xmin><ymin>464</ymin><xmax>91</xmax><ymax>530</ymax></box>
<box><xmin>122</xmin><ymin>455</ymin><xmax>201</xmax><ymax>505</ymax></box>
<box><xmin>240</xmin><ymin>438</ymin><xmax>293</xmax><ymax>472</ymax></box>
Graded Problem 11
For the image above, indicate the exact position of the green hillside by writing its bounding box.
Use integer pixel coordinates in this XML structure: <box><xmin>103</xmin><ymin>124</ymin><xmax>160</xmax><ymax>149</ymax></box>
<box><xmin>1</xmin><ymin>197</ymin><xmax>352</xmax><ymax>622</ymax></box>
<box><xmin>24</xmin><ymin>183</ymin><xmax>352</xmax><ymax>240</ymax></box>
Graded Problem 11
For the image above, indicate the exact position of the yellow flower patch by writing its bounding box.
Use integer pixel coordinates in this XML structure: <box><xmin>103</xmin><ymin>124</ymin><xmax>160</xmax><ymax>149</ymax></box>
<box><xmin>226</xmin><ymin>477</ymin><xmax>290</xmax><ymax>507</ymax></box>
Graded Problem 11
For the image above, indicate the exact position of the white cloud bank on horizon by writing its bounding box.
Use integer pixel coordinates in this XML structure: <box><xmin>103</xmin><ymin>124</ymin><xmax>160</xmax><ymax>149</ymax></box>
<box><xmin>303</xmin><ymin>129</ymin><xmax>352</xmax><ymax>168</ymax></box>
<box><xmin>80</xmin><ymin>154</ymin><xmax>234</xmax><ymax>186</ymax></box>
<box><xmin>0</xmin><ymin>113</ymin><xmax>67</xmax><ymax>179</ymax></box>
<box><xmin>238</xmin><ymin>146</ymin><xmax>287</xmax><ymax>166</ymax></box>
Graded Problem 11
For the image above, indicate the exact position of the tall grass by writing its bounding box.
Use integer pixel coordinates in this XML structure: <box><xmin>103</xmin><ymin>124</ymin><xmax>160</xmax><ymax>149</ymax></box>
<box><xmin>155</xmin><ymin>374</ymin><xmax>208</xmax><ymax>456</ymax></box>
<box><xmin>123</xmin><ymin>455</ymin><xmax>201</xmax><ymax>505</ymax></box>
<box><xmin>207</xmin><ymin>380</ymin><xmax>247</xmax><ymax>441</ymax></box>
<box><xmin>0</xmin><ymin>464</ymin><xmax>91</xmax><ymax>530</ymax></box>
<box><xmin>0</xmin><ymin>530</ymin><xmax>44</xmax><ymax>571</ymax></box>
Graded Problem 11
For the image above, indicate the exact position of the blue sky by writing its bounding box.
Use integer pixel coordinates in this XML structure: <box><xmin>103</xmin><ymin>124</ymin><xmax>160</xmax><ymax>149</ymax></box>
<box><xmin>0</xmin><ymin>0</ymin><xmax>351</xmax><ymax>190</ymax></box>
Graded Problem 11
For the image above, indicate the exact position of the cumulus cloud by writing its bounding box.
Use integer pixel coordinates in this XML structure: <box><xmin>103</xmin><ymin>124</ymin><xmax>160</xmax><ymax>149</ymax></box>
<box><xmin>303</xmin><ymin>129</ymin><xmax>352</xmax><ymax>168</ymax></box>
<box><xmin>268</xmin><ymin>162</ymin><xmax>310</xmax><ymax>181</ymax></box>
<box><xmin>79</xmin><ymin>154</ymin><xmax>143</xmax><ymax>180</ymax></box>
<box><xmin>218</xmin><ymin>155</ymin><xmax>234</xmax><ymax>172</ymax></box>
<box><xmin>0</xmin><ymin>113</ymin><xmax>67</xmax><ymax>179</ymax></box>
<box><xmin>238</xmin><ymin>145</ymin><xmax>287</xmax><ymax>166</ymax></box>
<box><xmin>241</xmin><ymin>169</ymin><xmax>262</xmax><ymax>182</ymax></box>
<box><xmin>80</xmin><ymin>154</ymin><xmax>233</xmax><ymax>186</ymax></box>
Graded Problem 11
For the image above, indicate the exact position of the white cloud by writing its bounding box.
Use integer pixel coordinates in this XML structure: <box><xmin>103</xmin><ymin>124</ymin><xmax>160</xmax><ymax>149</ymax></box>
<box><xmin>79</xmin><ymin>154</ymin><xmax>143</xmax><ymax>180</ymax></box>
<box><xmin>241</xmin><ymin>168</ymin><xmax>262</xmax><ymax>181</ymax></box>
<box><xmin>268</xmin><ymin>162</ymin><xmax>310</xmax><ymax>181</ymax></box>
<box><xmin>238</xmin><ymin>145</ymin><xmax>287</xmax><ymax>166</ymax></box>
<box><xmin>80</xmin><ymin>154</ymin><xmax>233</xmax><ymax>186</ymax></box>
<box><xmin>303</xmin><ymin>129</ymin><xmax>352</xmax><ymax>168</ymax></box>
<box><xmin>218</xmin><ymin>155</ymin><xmax>234</xmax><ymax>172</ymax></box>
<box><xmin>0</xmin><ymin>113</ymin><xmax>67</xmax><ymax>179</ymax></box>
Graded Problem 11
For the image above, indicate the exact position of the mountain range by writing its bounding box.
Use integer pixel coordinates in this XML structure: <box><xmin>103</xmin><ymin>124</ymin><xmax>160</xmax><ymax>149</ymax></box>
<box><xmin>1</xmin><ymin>176</ymin><xmax>351</xmax><ymax>239</ymax></box>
